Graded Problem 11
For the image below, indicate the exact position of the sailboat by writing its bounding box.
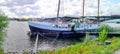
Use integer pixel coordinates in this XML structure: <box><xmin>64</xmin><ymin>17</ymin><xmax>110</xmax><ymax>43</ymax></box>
<box><xmin>28</xmin><ymin>0</ymin><xmax>101</xmax><ymax>37</ymax></box>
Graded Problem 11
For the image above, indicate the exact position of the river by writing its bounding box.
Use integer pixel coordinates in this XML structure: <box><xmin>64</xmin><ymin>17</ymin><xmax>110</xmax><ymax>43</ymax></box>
<box><xmin>3</xmin><ymin>21</ymin><xmax>83</xmax><ymax>53</ymax></box>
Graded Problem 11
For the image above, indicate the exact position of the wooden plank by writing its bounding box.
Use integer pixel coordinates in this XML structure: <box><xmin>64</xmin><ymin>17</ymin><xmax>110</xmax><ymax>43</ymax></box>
<box><xmin>32</xmin><ymin>33</ymin><xmax>39</xmax><ymax>54</ymax></box>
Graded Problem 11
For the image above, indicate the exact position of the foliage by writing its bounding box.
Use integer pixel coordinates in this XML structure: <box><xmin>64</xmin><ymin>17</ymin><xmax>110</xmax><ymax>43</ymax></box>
<box><xmin>0</xmin><ymin>49</ymin><xmax>4</xmax><ymax>54</ymax></box>
<box><xmin>96</xmin><ymin>25</ymin><xmax>113</xmax><ymax>32</ymax></box>
<box><xmin>0</xmin><ymin>13</ymin><xmax>8</xmax><ymax>30</ymax></box>
<box><xmin>0</xmin><ymin>12</ymin><xmax>8</xmax><ymax>49</ymax></box>
<box><xmin>98</xmin><ymin>28</ymin><xmax>107</xmax><ymax>43</ymax></box>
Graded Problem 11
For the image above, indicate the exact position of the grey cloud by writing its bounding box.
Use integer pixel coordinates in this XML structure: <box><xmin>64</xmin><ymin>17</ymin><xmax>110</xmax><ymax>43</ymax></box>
<box><xmin>26</xmin><ymin>6</ymin><xmax>40</xmax><ymax>10</ymax></box>
<box><xmin>72</xmin><ymin>4</ymin><xmax>78</xmax><ymax>7</ymax></box>
<box><xmin>16</xmin><ymin>11</ymin><xmax>37</xmax><ymax>16</ymax></box>
<box><xmin>9</xmin><ymin>7</ymin><xmax>38</xmax><ymax>16</ymax></box>
<box><xmin>0</xmin><ymin>0</ymin><xmax>37</xmax><ymax>7</ymax></box>
<box><xmin>88</xmin><ymin>5</ymin><xmax>97</xmax><ymax>8</ymax></box>
<box><xmin>74</xmin><ymin>11</ymin><xmax>81</xmax><ymax>15</ymax></box>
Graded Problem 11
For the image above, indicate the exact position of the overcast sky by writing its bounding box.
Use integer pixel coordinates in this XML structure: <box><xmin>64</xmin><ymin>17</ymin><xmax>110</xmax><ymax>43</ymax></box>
<box><xmin>0</xmin><ymin>0</ymin><xmax>120</xmax><ymax>18</ymax></box>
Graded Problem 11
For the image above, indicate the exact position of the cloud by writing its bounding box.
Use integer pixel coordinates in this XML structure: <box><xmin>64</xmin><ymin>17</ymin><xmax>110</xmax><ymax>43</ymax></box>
<box><xmin>9</xmin><ymin>5</ymin><xmax>39</xmax><ymax>17</ymax></box>
<box><xmin>0</xmin><ymin>0</ymin><xmax>37</xmax><ymax>7</ymax></box>
<box><xmin>110</xmin><ymin>3</ymin><xmax>120</xmax><ymax>15</ymax></box>
<box><xmin>0</xmin><ymin>0</ymin><xmax>120</xmax><ymax>18</ymax></box>
<box><xmin>0</xmin><ymin>6</ymin><xmax>18</xmax><ymax>17</ymax></box>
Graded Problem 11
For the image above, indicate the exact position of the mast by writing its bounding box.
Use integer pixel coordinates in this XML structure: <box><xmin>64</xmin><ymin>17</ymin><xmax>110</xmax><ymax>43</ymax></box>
<box><xmin>82</xmin><ymin>0</ymin><xmax>85</xmax><ymax>17</ymax></box>
<box><xmin>98</xmin><ymin>0</ymin><xmax>100</xmax><ymax>17</ymax></box>
<box><xmin>97</xmin><ymin>0</ymin><xmax>100</xmax><ymax>23</ymax></box>
<box><xmin>57</xmin><ymin>0</ymin><xmax>61</xmax><ymax>18</ymax></box>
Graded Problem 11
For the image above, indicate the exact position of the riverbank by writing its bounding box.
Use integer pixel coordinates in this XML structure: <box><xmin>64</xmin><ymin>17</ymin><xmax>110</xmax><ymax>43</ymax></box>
<box><xmin>37</xmin><ymin>28</ymin><xmax>120</xmax><ymax>54</ymax></box>
<box><xmin>38</xmin><ymin>37</ymin><xmax>120</xmax><ymax>54</ymax></box>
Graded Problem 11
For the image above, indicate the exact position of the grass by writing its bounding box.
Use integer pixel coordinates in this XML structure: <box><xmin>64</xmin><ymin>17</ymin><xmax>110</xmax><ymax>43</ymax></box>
<box><xmin>37</xmin><ymin>28</ymin><xmax>120</xmax><ymax>54</ymax></box>
<box><xmin>0</xmin><ymin>49</ymin><xmax>4</xmax><ymax>54</ymax></box>
<box><xmin>37</xmin><ymin>37</ymin><xmax>120</xmax><ymax>54</ymax></box>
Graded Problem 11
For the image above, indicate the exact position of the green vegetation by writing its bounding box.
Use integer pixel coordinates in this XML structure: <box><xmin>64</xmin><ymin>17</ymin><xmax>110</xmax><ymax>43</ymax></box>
<box><xmin>96</xmin><ymin>25</ymin><xmax>113</xmax><ymax>32</ymax></box>
<box><xmin>98</xmin><ymin>27</ymin><xmax>107</xmax><ymax>43</ymax></box>
<box><xmin>83</xmin><ymin>32</ymin><xmax>90</xmax><ymax>45</ymax></box>
<box><xmin>0</xmin><ymin>49</ymin><xmax>4</xmax><ymax>54</ymax></box>
<box><xmin>35</xmin><ymin>29</ymin><xmax>120</xmax><ymax>54</ymax></box>
<box><xmin>37</xmin><ymin>37</ymin><xmax>120</xmax><ymax>54</ymax></box>
<box><xmin>0</xmin><ymin>13</ymin><xmax>8</xmax><ymax>46</ymax></box>
<box><xmin>0</xmin><ymin>12</ymin><xmax>8</xmax><ymax>53</ymax></box>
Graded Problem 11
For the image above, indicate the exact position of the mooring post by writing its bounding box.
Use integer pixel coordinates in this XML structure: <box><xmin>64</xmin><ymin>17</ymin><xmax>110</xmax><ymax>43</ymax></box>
<box><xmin>32</xmin><ymin>33</ymin><xmax>39</xmax><ymax>54</ymax></box>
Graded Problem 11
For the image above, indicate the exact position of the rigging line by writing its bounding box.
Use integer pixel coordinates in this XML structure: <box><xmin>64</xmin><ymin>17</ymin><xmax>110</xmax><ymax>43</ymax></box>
<box><xmin>38</xmin><ymin>32</ymin><xmax>59</xmax><ymax>45</ymax></box>
<box><xmin>50</xmin><ymin>32</ymin><xmax>60</xmax><ymax>44</ymax></box>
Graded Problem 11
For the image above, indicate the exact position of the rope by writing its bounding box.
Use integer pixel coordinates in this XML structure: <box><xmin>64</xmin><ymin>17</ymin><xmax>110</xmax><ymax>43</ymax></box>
<box><xmin>50</xmin><ymin>32</ymin><xmax>60</xmax><ymax>44</ymax></box>
<box><xmin>38</xmin><ymin>32</ymin><xmax>60</xmax><ymax>44</ymax></box>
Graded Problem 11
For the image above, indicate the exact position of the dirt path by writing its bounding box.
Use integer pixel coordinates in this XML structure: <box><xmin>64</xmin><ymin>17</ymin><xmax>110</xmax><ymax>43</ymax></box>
<box><xmin>114</xmin><ymin>49</ymin><xmax>120</xmax><ymax>54</ymax></box>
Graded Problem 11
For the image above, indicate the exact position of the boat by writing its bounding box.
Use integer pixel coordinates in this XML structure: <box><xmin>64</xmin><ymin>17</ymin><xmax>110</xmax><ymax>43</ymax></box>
<box><xmin>28</xmin><ymin>17</ymin><xmax>100</xmax><ymax>37</ymax></box>
<box><xmin>102</xmin><ymin>19</ymin><xmax>120</xmax><ymax>31</ymax></box>
<box><xmin>28</xmin><ymin>0</ymin><xmax>101</xmax><ymax>37</ymax></box>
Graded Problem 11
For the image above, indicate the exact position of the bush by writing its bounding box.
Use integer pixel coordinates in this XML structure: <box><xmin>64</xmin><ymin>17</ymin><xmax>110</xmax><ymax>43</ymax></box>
<box><xmin>0</xmin><ymin>12</ymin><xmax>8</xmax><ymax>48</ymax></box>
<box><xmin>98</xmin><ymin>28</ymin><xmax>107</xmax><ymax>43</ymax></box>
<box><xmin>96</xmin><ymin>25</ymin><xmax>113</xmax><ymax>32</ymax></box>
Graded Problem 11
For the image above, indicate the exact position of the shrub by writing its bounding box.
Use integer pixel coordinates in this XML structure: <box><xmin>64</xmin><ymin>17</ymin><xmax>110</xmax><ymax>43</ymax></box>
<box><xmin>98</xmin><ymin>27</ymin><xmax>107</xmax><ymax>43</ymax></box>
<box><xmin>0</xmin><ymin>12</ymin><xmax>8</xmax><ymax>48</ymax></box>
<box><xmin>96</xmin><ymin>25</ymin><xmax>113</xmax><ymax>32</ymax></box>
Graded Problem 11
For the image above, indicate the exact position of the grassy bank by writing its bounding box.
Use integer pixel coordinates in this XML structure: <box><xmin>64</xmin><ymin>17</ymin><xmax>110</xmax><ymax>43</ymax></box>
<box><xmin>38</xmin><ymin>37</ymin><xmax>120</xmax><ymax>54</ymax></box>
<box><xmin>37</xmin><ymin>28</ymin><xmax>120</xmax><ymax>54</ymax></box>
<box><xmin>0</xmin><ymin>12</ymin><xmax>8</xmax><ymax>53</ymax></box>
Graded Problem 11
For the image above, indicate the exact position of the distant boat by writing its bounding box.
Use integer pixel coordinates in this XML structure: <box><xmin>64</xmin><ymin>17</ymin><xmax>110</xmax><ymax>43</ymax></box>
<box><xmin>28</xmin><ymin>0</ymin><xmax>101</xmax><ymax>37</ymax></box>
<box><xmin>103</xmin><ymin>19</ymin><xmax>120</xmax><ymax>30</ymax></box>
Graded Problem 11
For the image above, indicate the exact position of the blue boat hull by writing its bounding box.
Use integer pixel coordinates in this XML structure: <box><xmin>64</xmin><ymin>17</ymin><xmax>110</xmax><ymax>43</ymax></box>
<box><xmin>28</xmin><ymin>20</ymin><xmax>100</xmax><ymax>38</ymax></box>
<box><xmin>29</xmin><ymin>25</ymin><xmax>85</xmax><ymax>37</ymax></box>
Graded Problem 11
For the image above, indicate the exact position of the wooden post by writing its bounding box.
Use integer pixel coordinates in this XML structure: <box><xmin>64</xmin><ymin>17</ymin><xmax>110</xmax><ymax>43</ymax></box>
<box><xmin>32</xmin><ymin>33</ymin><xmax>39</xmax><ymax>54</ymax></box>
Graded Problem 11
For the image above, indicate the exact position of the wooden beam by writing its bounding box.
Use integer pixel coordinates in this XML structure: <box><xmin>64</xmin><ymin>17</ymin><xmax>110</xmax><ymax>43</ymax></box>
<box><xmin>57</xmin><ymin>0</ymin><xmax>61</xmax><ymax>18</ymax></box>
